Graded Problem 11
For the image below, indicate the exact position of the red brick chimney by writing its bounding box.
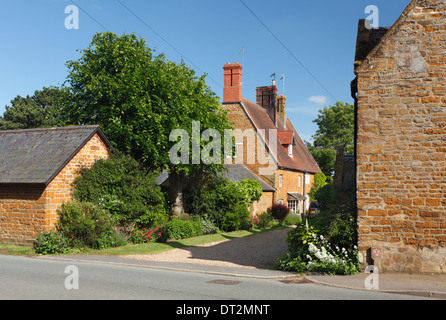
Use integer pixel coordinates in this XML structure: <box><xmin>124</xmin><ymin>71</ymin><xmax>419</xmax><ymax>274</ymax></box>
<box><xmin>256</xmin><ymin>83</ymin><xmax>278</xmax><ymax>126</ymax></box>
<box><xmin>223</xmin><ymin>62</ymin><xmax>243</xmax><ymax>103</ymax></box>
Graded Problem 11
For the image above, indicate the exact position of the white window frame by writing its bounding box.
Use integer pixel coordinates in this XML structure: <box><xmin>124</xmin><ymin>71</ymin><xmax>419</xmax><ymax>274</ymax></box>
<box><xmin>279</xmin><ymin>174</ymin><xmax>283</xmax><ymax>188</ymax></box>
<box><xmin>288</xmin><ymin>144</ymin><xmax>293</xmax><ymax>157</ymax></box>
<box><xmin>287</xmin><ymin>200</ymin><xmax>298</xmax><ymax>213</ymax></box>
<box><xmin>305</xmin><ymin>173</ymin><xmax>310</xmax><ymax>185</ymax></box>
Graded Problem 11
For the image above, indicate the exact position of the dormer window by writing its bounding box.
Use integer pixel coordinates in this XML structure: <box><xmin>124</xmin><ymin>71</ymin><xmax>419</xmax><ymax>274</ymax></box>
<box><xmin>277</xmin><ymin>130</ymin><xmax>295</xmax><ymax>158</ymax></box>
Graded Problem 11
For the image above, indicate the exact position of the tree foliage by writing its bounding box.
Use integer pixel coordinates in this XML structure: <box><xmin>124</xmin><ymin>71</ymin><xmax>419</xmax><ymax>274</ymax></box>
<box><xmin>312</xmin><ymin>102</ymin><xmax>354</xmax><ymax>153</ymax></box>
<box><xmin>0</xmin><ymin>86</ymin><xmax>65</xmax><ymax>130</ymax></box>
<box><xmin>308</xmin><ymin>102</ymin><xmax>354</xmax><ymax>176</ymax></box>
<box><xmin>62</xmin><ymin>32</ymin><xmax>232</xmax><ymax>175</ymax></box>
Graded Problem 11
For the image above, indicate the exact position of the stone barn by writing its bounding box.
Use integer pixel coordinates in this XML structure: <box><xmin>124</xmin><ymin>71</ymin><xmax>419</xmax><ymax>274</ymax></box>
<box><xmin>0</xmin><ymin>125</ymin><xmax>112</xmax><ymax>244</ymax></box>
<box><xmin>353</xmin><ymin>0</ymin><xmax>446</xmax><ymax>273</ymax></box>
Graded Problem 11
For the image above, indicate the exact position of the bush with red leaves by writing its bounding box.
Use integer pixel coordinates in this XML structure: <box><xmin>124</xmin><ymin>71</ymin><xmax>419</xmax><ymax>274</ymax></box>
<box><xmin>270</xmin><ymin>203</ymin><xmax>290</xmax><ymax>221</ymax></box>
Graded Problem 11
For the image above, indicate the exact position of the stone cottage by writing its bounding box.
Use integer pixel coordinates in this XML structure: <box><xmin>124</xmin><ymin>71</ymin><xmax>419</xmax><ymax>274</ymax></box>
<box><xmin>221</xmin><ymin>62</ymin><xmax>322</xmax><ymax>215</ymax></box>
<box><xmin>0</xmin><ymin>125</ymin><xmax>112</xmax><ymax>244</ymax></box>
<box><xmin>353</xmin><ymin>0</ymin><xmax>446</xmax><ymax>273</ymax></box>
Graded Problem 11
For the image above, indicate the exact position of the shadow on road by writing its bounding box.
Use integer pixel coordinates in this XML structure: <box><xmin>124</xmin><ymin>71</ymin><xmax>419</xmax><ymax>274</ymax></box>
<box><xmin>169</xmin><ymin>228</ymin><xmax>292</xmax><ymax>269</ymax></box>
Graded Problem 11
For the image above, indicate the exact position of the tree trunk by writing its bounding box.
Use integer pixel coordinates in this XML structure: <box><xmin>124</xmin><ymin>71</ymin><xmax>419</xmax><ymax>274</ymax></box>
<box><xmin>169</xmin><ymin>170</ymin><xmax>185</xmax><ymax>218</ymax></box>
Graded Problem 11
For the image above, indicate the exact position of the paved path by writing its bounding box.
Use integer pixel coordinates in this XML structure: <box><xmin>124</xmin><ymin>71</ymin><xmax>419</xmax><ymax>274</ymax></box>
<box><xmin>120</xmin><ymin>228</ymin><xmax>292</xmax><ymax>270</ymax></box>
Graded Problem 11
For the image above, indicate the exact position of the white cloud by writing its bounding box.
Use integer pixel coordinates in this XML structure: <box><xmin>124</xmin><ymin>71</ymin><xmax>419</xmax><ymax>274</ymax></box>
<box><xmin>286</xmin><ymin>105</ymin><xmax>320</xmax><ymax>116</ymax></box>
<box><xmin>308</xmin><ymin>95</ymin><xmax>328</xmax><ymax>105</ymax></box>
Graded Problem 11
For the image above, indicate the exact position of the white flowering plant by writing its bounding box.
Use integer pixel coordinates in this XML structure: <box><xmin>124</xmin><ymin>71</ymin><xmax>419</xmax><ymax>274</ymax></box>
<box><xmin>277</xmin><ymin>222</ymin><xmax>360</xmax><ymax>275</ymax></box>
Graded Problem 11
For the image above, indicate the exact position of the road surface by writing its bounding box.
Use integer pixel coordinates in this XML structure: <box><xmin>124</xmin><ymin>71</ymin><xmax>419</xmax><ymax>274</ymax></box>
<box><xmin>0</xmin><ymin>255</ymin><xmax>428</xmax><ymax>302</ymax></box>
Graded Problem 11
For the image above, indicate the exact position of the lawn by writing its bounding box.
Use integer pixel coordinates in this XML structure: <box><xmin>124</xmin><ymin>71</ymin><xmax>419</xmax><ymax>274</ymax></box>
<box><xmin>0</xmin><ymin>224</ymin><xmax>290</xmax><ymax>257</ymax></box>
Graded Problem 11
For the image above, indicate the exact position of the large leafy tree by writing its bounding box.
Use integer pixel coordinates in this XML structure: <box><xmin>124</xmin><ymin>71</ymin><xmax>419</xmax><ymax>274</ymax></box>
<box><xmin>308</xmin><ymin>102</ymin><xmax>354</xmax><ymax>177</ymax></box>
<box><xmin>0</xmin><ymin>86</ymin><xmax>65</xmax><ymax>130</ymax></box>
<box><xmin>62</xmin><ymin>32</ymin><xmax>232</xmax><ymax>215</ymax></box>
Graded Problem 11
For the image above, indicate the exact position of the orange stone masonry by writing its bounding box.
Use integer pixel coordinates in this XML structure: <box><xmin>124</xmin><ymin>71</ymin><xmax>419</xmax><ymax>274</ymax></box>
<box><xmin>355</xmin><ymin>0</ymin><xmax>446</xmax><ymax>273</ymax></box>
<box><xmin>221</xmin><ymin>62</ymin><xmax>321</xmax><ymax>215</ymax></box>
<box><xmin>0</xmin><ymin>133</ymin><xmax>109</xmax><ymax>244</ymax></box>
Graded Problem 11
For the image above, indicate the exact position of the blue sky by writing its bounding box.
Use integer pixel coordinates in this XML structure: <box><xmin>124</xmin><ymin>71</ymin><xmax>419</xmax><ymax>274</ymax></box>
<box><xmin>0</xmin><ymin>0</ymin><xmax>410</xmax><ymax>142</ymax></box>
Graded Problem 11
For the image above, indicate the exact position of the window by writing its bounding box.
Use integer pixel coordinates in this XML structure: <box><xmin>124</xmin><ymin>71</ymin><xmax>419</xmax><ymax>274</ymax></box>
<box><xmin>278</xmin><ymin>199</ymin><xmax>283</xmax><ymax>205</ymax></box>
<box><xmin>288</xmin><ymin>144</ymin><xmax>293</xmax><ymax>157</ymax></box>
<box><xmin>298</xmin><ymin>176</ymin><xmax>301</xmax><ymax>187</ymax></box>
<box><xmin>279</xmin><ymin>174</ymin><xmax>283</xmax><ymax>188</ymax></box>
<box><xmin>305</xmin><ymin>173</ymin><xmax>310</xmax><ymax>185</ymax></box>
<box><xmin>234</xmin><ymin>143</ymin><xmax>243</xmax><ymax>158</ymax></box>
<box><xmin>287</xmin><ymin>200</ymin><xmax>298</xmax><ymax>213</ymax></box>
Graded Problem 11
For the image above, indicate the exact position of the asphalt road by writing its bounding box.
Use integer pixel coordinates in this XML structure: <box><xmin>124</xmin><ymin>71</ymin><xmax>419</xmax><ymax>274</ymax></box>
<box><xmin>0</xmin><ymin>255</ymin><xmax>428</xmax><ymax>301</ymax></box>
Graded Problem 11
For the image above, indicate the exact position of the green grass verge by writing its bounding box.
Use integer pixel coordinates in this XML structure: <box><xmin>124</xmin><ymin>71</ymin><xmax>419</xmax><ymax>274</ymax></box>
<box><xmin>0</xmin><ymin>224</ymin><xmax>291</xmax><ymax>257</ymax></box>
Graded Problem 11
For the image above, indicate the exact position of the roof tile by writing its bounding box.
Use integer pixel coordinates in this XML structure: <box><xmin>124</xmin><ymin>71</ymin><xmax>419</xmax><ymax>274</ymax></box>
<box><xmin>0</xmin><ymin>125</ymin><xmax>111</xmax><ymax>185</ymax></box>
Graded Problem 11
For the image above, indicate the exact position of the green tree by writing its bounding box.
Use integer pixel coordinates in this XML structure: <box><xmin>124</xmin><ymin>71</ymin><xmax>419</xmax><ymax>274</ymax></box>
<box><xmin>309</xmin><ymin>173</ymin><xmax>328</xmax><ymax>202</ymax></box>
<box><xmin>0</xmin><ymin>86</ymin><xmax>65</xmax><ymax>130</ymax></box>
<box><xmin>308</xmin><ymin>102</ymin><xmax>354</xmax><ymax>176</ymax></box>
<box><xmin>312</xmin><ymin>101</ymin><xmax>354</xmax><ymax>152</ymax></box>
<box><xmin>306</xmin><ymin>145</ymin><xmax>336</xmax><ymax>178</ymax></box>
<box><xmin>62</xmin><ymin>32</ymin><xmax>233</xmax><ymax>215</ymax></box>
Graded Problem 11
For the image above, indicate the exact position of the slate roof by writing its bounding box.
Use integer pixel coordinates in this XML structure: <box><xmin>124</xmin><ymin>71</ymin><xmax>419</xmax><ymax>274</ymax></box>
<box><xmin>0</xmin><ymin>125</ymin><xmax>112</xmax><ymax>185</ymax></box>
<box><xmin>156</xmin><ymin>164</ymin><xmax>275</xmax><ymax>192</ymax></box>
<box><xmin>221</xmin><ymin>164</ymin><xmax>275</xmax><ymax>192</ymax></box>
<box><xmin>240</xmin><ymin>98</ymin><xmax>322</xmax><ymax>174</ymax></box>
<box><xmin>287</xmin><ymin>192</ymin><xmax>305</xmax><ymax>201</ymax></box>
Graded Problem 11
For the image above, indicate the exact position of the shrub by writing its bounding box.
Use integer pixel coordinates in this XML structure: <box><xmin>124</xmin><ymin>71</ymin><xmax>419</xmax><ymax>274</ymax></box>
<box><xmin>311</xmin><ymin>190</ymin><xmax>358</xmax><ymax>253</ymax></box>
<box><xmin>283</xmin><ymin>211</ymin><xmax>301</xmax><ymax>226</ymax></box>
<box><xmin>309</xmin><ymin>173</ymin><xmax>328</xmax><ymax>202</ymax></box>
<box><xmin>199</xmin><ymin>219</ymin><xmax>219</xmax><ymax>235</ymax></box>
<box><xmin>276</xmin><ymin>222</ymin><xmax>360</xmax><ymax>275</ymax></box>
<box><xmin>129</xmin><ymin>225</ymin><xmax>166</xmax><ymax>244</ymax></box>
<box><xmin>163</xmin><ymin>219</ymin><xmax>202</xmax><ymax>241</ymax></box>
<box><xmin>183</xmin><ymin>177</ymin><xmax>261</xmax><ymax>230</ymax></box>
<box><xmin>257</xmin><ymin>211</ymin><xmax>273</xmax><ymax>229</ymax></box>
<box><xmin>285</xmin><ymin>223</ymin><xmax>319</xmax><ymax>257</ymax></box>
<box><xmin>237</xmin><ymin>179</ymin><xmax>262</xmax><ymax>205</ymax></box>
<box><xmin>72</xmin><ymin>155</ymin><xmax>166</xmax><ymax>227</ymax></box>
<box><xmin>313</xmin><ymin>183</ymin><xmax>334</xmax><ymax>212</ymax></box>
<box><xmin>138</xmin><ymin>211</ymin><xmax>168</xmax><ymax>229</ymax></box>
<box><xmin>57</xmin><ymin>201</ymin><xmax>116</xmax><ymax>249</ymax></box>
<box><xmin>221</xmin><ymin>212</ymin><xmax>240</xmax><ymax>232</ymax></box>
<box><xmin>270</xmin><ymin>203</ymin><xmax>290</xmax><ymax>222</ymax></box>
<box><xmin>241</xmin><ymin>215</ymin><xmax>256</xmax><ymax>230</ymax></box>
<box><xmin>33</xmin><ymin>230</ymin><xmax>71</xmax><ymax>255</ymax></box>
<box><xmin>221</xmin><ymin>203</ymin><xmax>250</xmax><ymax>232</ymax></box>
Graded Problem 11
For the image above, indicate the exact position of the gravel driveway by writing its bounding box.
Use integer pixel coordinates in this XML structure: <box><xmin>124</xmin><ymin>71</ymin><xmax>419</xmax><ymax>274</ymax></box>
<box><xmin>121</xmin><ymin>228</ymin><xmax>292</xmax><ymax>270</ymax></box>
